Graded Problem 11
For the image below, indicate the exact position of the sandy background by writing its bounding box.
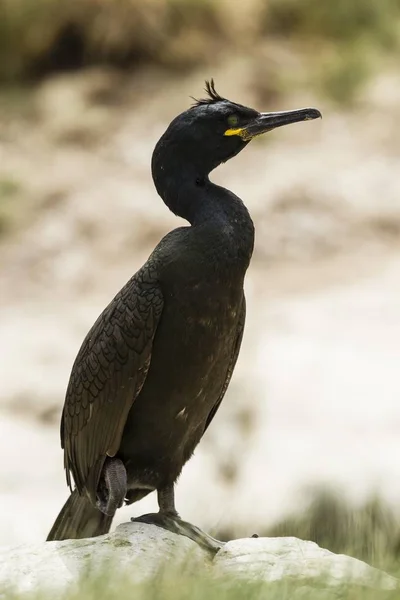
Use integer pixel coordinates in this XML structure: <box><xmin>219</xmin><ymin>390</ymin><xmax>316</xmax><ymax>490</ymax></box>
<box><xmin>1</xmin><ymin>60</ymin><xmax>400</xmax><ymax>546</ymax></box>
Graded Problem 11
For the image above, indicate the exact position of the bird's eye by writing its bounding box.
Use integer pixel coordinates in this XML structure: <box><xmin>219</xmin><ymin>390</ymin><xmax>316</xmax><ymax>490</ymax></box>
<box><xmin>227</xmin><ymin>114</ymin><xmax>239</xmax><ymax>127</ymax></box>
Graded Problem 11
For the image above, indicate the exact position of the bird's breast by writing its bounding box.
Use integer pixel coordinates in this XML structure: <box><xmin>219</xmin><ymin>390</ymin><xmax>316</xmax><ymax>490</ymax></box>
<box><xmin>119</xmin><ymin>277</ymin><xmax>243</xmax><ymax>485</ymax></box>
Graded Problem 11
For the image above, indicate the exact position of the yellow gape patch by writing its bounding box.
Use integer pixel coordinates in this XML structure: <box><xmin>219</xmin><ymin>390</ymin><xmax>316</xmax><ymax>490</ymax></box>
<box><xmin>224</xmin><ymin>127</ymin><xmax>254</xmax><ymax>142</ymax></box>
<box><xmin>224</xmin><ymin>127</ymin><xmax>245</xmax><ymax>138</ymax></box>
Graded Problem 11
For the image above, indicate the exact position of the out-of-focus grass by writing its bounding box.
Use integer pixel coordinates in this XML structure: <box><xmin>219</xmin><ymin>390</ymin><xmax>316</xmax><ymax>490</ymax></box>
<box><xmin>0</xmin><ymin>176</ymin><xmax>24</xmax><ymax>235</ymax></box>
<box><xmin>266</xmin><ymin>0</ymin><xmax>400</xmax><ymax>48</ymax></box>
<box><xmin>316</xmin><ymin>45</ymin><xmax>374</xmax><ymax>105</ymax></box>
<box><xmin>213</xmin><ymin>490</ymin><xmax>400</xmax><ymax>582</ymax></box>
<box><xmin>3</xmin><ymin>492</ymin><xmax>400</xmax><ymax>599</ymax></box>
<box><xmin>0</xmin><ymin>0</ymin><xmax>229</xmax><ymax>81</ymax></box>
<box><xmin>266</xmin><ymin>489</ymin><xmax>400</xmax><ymax>575</ymax></box>
<box><xmin>2</xmin><ymin>568</ymin><xmax>400</xmax><ymax>600</ymax></box>
<box><xmin>265</xmin><ymin>0</ymin><xmax>400</xmax><ymax>104</ymax></box>
<box><xmin>1</xmin><ymin>0</ymin><xmax>400</xmax><ymax>103</ymax></box>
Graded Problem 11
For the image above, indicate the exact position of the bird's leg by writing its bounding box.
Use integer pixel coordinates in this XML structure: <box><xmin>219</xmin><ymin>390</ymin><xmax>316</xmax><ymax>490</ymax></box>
<box><xmin>157</xmin><ymin>485</ymin><xmax>179</xmax><ymax>516</ymax></box>
<box><xmin>96</xmin><ymin>457</ymin><xmax>127</xmax><ymax>516</ymax></box>
<box><xmin>131</xmin><ymin>484</ymin><xmax>224</xmax><ymax>555</ymax></box>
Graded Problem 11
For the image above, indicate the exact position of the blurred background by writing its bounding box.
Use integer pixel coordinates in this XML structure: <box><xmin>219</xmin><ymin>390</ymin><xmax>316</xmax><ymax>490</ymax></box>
<box><xmin>1</xmin><ymin>0</ymin><xmax>400</xmax><ymax>572</ymax></box>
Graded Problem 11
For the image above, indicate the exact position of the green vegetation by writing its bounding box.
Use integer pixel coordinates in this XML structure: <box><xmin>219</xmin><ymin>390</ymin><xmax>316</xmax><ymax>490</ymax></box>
<box><xmin>2</xmin><ymin>568</ymin><xmax>400</xmax><ymax>600</ymax></box>
<box><xmin>3</xmin><ymin>492</ymin><xmax>400</xmax><ymax>599</ymax></box>
<box><xmin>266</xmin><ymin>0</ymin><xmax>400</xmax><ymax>47</ymax></box>
<box><xmin>317</xmin><ymin>47</ymin><xmax>374</xmax><ymax>105</ymax></box>
<box><xmin>0</xmin><ymin>0</ymin><xmax>228</xmax><ymax>81</ymax></box>
<box><xmin>0</xmin><ymin>177</ymin><xmax>23</xmax><ymax>235</ymax></box>
<box><xmin>0</xmin><ymin>178</ymin><xmax>21</xmax><ymax>199</ymax></box>
<box><xmin>267</xmin><ymin>489</ymin><xmax>400</xmax><ymax>574</ymax></box>
<box><xmin>265</xmin><ymin>0</ymin><xmax>400</xmax><ymax>104</ymax></box>
<box><xmin>1</xmin><ymin>0</ymin><xmax>400</xmax><ymax>102</ymax></box>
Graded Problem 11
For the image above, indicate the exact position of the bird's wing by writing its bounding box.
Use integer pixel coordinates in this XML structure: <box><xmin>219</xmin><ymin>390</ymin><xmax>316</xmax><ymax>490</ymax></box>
<box><xmin>61</xmin><ymin>264</ymin><xmax>163</xmax><ymax>503</ymax></box>
<box><xmin>203</xmin><ymin>294</ymin><xmax>246</xmax><ymax>435</ymax></box>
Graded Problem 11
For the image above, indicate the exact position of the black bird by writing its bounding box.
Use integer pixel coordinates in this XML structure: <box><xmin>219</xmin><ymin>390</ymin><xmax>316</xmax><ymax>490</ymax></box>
<box><xmin>47</xmin><ymin>81</ymin><xmax>321</xmax><ymax>551</ymax></box>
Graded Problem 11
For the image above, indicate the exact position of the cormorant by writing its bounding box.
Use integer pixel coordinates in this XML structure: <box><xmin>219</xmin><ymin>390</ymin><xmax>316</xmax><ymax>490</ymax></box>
<box><xmin>47</xmin><ymin>81</ymin><xmax>321</xmax><ymax>552</ymax></box>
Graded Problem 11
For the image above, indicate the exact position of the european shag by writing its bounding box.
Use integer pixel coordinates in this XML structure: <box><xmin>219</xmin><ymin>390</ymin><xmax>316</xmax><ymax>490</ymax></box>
<box><xmin>47</xmin><ymin>81</ymin><xmax>321</xmax><ymax>551</ymax></box>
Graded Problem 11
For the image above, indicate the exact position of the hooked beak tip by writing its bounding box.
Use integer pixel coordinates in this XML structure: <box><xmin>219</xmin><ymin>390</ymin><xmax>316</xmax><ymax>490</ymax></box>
<box><xmin>304</xmin><ymin>108</ymin><xmax>322</xmax><ymax>121</ymax></box>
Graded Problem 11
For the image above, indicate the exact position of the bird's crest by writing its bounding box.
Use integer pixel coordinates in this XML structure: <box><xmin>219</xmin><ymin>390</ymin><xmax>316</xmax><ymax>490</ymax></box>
<box><xmin>191</xmin><ymin>79</ymin><xmax>226</xmax><ymax>107</ymax></box>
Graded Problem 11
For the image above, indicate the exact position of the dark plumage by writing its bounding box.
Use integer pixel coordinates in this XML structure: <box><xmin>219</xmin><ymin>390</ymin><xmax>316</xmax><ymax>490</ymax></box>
<box><xmin>47</xmin><ymin>81</ymin><xmax>321</xmax><ymax>551</ymax></box>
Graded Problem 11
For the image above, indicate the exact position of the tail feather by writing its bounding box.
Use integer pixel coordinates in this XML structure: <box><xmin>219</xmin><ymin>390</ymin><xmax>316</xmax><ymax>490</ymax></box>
<box><xmin>47</xmin><ymin>489</ymin><xmax>113</xmax><ymax>541</ymax></box>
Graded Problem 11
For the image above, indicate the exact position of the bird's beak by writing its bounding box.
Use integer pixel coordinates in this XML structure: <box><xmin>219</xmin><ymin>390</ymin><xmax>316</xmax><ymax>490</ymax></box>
<box><xmin>224</xmin><ymin>107</ymin><xmax>322</xmax><ymax>141</ymax></box>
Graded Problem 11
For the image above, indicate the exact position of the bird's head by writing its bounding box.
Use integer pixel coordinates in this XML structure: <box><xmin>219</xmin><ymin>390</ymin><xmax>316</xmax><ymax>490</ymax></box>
<box><xmin>152</xmin><ymin>80</ymin><xmax>321</xmax><ymax>181</ymax></box>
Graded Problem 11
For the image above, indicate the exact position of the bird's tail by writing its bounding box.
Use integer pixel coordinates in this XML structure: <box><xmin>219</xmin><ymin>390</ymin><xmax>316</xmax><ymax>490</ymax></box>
<box><xmin>47</xmin><ymin>489</ymin><xmax>114</xmax><ymax>541</ymax></box>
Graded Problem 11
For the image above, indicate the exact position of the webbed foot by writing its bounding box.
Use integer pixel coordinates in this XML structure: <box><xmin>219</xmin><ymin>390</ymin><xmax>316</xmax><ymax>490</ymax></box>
<box><xmin>131</xmin><ymin>512</ymin><xmax>224</xmax><ymax>555</ymax></box>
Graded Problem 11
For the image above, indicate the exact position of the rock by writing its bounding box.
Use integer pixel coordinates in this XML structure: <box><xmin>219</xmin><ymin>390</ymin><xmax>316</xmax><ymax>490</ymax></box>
<box><xmin>214</xmin><ymin>536</ymin><xmax>398</xmax><ymax>590</ymax></box>
<box><xmin>0</xmin><ymin>522</ymin><xmax>205</xmax><ymax>595</ymax></box>
<box><xmin>0</xmin><ymin>523</ymin><xmax>398</xmax><ymax>596</ymax></box>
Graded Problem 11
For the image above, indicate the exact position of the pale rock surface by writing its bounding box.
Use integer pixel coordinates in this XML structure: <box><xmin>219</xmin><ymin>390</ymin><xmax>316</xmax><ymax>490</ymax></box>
<box><xmin>215</xmin><ymin>536</ymin><xmax>398</xmax><ymax>589</ymax></box>
<box><xmin>0</xmin><ymin>522</ymin><xmax>205</xmax><ymax>595</ymax></box>
<box><xmin>0</xmin><ymin>523</ymin><xmax>398</xmax><ymax>596</ymax></box>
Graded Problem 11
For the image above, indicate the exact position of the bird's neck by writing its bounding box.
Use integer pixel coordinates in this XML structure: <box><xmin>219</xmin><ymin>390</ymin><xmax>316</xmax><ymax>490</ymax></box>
<box><xmin>153</xmin><ymin>164</ymin><xmax>254</xmax><ymax>263</ymax></box>
<box><xmin>153</xmin><ymin>156</ymin><xmax>247</xmax><ymax>221</ymax></box>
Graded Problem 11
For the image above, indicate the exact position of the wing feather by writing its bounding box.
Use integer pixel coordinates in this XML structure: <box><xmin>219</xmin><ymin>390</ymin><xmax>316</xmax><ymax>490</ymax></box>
<box><xmin>61</xmin><ymin>264</ymin><xmax>163</xmax><ymax>503</ymax></box>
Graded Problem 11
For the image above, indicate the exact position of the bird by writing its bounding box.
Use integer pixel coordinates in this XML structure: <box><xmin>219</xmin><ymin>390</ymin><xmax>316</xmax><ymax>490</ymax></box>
<box><xmin>46</xmin><ymin>80</ymin><xmax>321</xmax><ymax>552</ymax></box>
